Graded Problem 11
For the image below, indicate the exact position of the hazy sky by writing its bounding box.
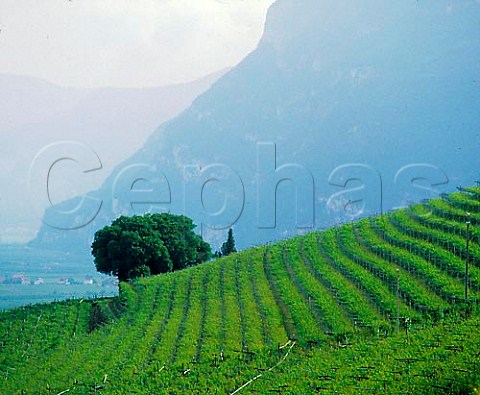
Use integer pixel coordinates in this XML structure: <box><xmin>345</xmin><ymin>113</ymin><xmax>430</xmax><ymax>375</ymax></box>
<box><xmin>0</xmin><ymin>0</ymin><xmax>275</xmax><ymax>89</ymax></box>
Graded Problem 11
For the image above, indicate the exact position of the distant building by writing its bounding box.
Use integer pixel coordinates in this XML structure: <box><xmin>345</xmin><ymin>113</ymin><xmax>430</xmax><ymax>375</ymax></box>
<box><xmin>11</xmin><ymin>274</ymin><xmax>29</xmax><ymax>285</ymax></box>
<box><xmin>58</xmin><ymin>278</ymin><xmax>70</xmax><ymax>285</ymax></box>
<box><xmin>84</xmin><ymin>276</ymin><xmax>94</xmax><ymax>285</ymax></box>
<box><xmin>102</xmin><ymin>277</ymin><xmax>119</xmax><ymax>287</ymax></box>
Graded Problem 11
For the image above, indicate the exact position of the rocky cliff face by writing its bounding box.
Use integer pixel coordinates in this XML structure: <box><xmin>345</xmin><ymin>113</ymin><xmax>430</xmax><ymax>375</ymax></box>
<box><xmin>33</xmin><ymin>0</ymin><xmax>480</xmax><ymax>252</ymax></box>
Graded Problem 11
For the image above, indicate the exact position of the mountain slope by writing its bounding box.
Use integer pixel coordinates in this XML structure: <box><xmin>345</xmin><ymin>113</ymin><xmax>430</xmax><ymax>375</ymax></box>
<box><xmin>2</xmin><ymin>187</ymin><xmax>480</xmax><ymax>393</ymax></box>
<box><xmin>0</xmin><ymin>70</ymin><xmax>224</xmax><ymax>243</ymax></box>
<box><xmin>33</xmin><ymin>0</ymin><xmax>480</xmax><ymax>253</ymax></box>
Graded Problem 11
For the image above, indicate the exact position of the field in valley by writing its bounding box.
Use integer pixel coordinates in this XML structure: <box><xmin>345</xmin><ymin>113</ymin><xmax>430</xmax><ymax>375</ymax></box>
<box><xmin>1</xmin><ymin>187</ymin><xmax>480</xmax><ymax>394</ymax></box>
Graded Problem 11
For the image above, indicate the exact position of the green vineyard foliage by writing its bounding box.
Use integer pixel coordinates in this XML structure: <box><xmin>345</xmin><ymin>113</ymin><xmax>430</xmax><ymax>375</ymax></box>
<box><xmin>1</xmin><ymin>188</ymin><xmax>480</xmax><ymax>394</ymax></box>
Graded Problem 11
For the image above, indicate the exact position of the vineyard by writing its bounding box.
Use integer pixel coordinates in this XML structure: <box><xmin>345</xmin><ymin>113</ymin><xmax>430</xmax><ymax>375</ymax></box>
<box><xmin>1</xmin><ymin>187</ymin><xmax>480</xmax><ymax>394</ymax></box>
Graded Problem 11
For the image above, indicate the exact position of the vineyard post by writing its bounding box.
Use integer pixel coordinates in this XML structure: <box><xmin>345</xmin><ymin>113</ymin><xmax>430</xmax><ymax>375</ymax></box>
<box><xmin>465</xmin><ymin>212</ymin><xmax>471</xmax><ymax>301</ymax></box>
<box><xmin>396</xmin><ymin>268</ymin><xmax>400</xmax><ymax>334</ymax></box>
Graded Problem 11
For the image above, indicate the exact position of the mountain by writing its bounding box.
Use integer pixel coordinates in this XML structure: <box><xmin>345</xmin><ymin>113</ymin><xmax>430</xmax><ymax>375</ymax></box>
<box><xmin>0</xmin><ymin>71</ymin><xmax>224</xmax><ymax>243</ymax></box>
<box><xmin>32</xmin><ymin>0</ymin><xmax>480</xmax><ymax>252</ymax></box>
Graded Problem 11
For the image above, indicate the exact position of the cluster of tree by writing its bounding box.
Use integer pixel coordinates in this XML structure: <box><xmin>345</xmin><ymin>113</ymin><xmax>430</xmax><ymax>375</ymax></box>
<box><xmin>214</xmin><ymin>228</ymin><xmax>237</xmax><ymax>258</ymax></box>
<box><xmin>91</xmin><ymin>213</ymin><xmax>211</xmax><ymax>281</ymax></box>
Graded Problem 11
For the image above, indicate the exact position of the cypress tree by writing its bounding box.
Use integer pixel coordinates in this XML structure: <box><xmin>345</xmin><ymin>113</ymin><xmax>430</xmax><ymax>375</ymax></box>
<box><xmin>221</xmin><ymin>228</ymin><xmax>237</xmax><ymax>256</ymax></box>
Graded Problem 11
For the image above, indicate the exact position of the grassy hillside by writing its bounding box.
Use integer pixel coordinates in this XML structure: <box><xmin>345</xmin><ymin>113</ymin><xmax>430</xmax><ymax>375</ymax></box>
<box><xmin>1</xmin><ymin>187</ymin><xmax>480</xmax><ymax>394</ymax></box>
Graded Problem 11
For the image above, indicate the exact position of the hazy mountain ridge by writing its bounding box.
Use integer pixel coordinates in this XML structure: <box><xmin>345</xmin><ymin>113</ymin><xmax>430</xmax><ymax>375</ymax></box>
<box><xmin>33</xmin><ymin>0</ymin><xmax>480</xmax><ymax>252</ymax></box>
<box><xmin>0</xmin><ymin>71</ymin><xmax>224</xmax><ymax>243</ymax></box>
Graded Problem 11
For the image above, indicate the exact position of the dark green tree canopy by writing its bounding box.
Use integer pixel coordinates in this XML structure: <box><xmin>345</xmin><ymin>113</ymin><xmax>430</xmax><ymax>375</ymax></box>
<box><xmin>91</xmin><ymin>213</ymin><xmax>211</xmax><ymax>281</ymax></box>
<box><xmin>220</xmin><ymin>228</ymin><xmax>237</xmax><ymax>257</ymax></box>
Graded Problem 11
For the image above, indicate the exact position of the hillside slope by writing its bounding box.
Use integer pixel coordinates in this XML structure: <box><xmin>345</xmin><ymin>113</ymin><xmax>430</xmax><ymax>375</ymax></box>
<box><xmin>1</xmin><ymin>187</ymin><xmax>480</xmax><ymax>393</ymax></box>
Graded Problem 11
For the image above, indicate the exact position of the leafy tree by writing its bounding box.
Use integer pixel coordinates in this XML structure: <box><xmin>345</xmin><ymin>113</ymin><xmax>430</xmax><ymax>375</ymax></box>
<box><xmin>91</xmin><ymin>213</ymin><xmax>211</xmax><ymax>281</ymax></box>
<box><xmin>128</xmin><ymin>264</ymin><xmax>151</xmax><ymax>279</ymax></box>
<box><xmin>149</xmin><ymin>213</ymin><xmax>210</xmax><ymax>270</ymax></box>
<box><xmin>220</xmin><ymin>228</ymin><xmax>237</xmax><ymax>257</ymax></box>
